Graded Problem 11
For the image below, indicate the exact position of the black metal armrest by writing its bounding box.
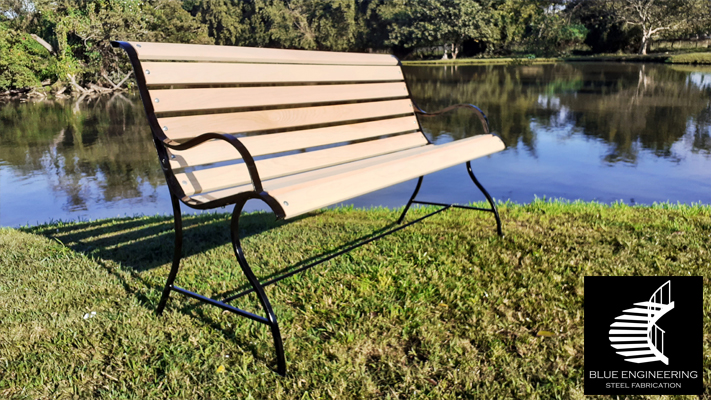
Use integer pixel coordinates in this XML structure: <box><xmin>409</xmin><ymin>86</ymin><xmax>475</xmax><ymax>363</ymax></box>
<box><xmin>162</xmin><ymin>133</ymin><xmax>264</xmax><ymax>193</ymax></box>
<box><xmin>413</xmin><ymin>103</ymin><xmax>490</xmax><ymax>135</ymax></box>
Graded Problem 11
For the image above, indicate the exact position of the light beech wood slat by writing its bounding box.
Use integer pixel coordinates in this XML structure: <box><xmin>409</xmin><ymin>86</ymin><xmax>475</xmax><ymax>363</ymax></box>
<box><xmin>142</xmin><ymin>62</ymin><xmax>404</xmax><ymax>85</ymax></box>
<box><xmin>168</xmin><ymin>117</ymin><xmax>420</xmax><ymax>169</ymax></box>
<box><xmin>128</xmin><ymin>41</ymin><xmax>399</xmax><ymax>65</ymax></box>
<box><xmin>269</xmin><ymin>134</ymin><xmax>505</xmax><ymax>218</ymax></box>
<box><xmin>158</xmin><ymin>99</ymin><xmax>416</xmax><ymax>140</ymax></box>
<box><xmin>150</xmin><ymin>82</ymin><xmax>409</xmax><ymax>113</ymax></box>
<box><xmin>188</xmin><ymin>146</ymin><xmax>435</xmax><ymax>204</ymax></box>
<box><xmin>174</xmin><ymin>133</ymin><xmax>428</xmax><ymax>196</ymax></box>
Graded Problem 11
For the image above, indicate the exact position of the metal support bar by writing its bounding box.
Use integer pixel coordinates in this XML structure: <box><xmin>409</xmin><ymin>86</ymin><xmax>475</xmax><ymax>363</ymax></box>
<box><xmin>412</xmin><ymin>200</ymin><xmax>494</xmax><ymax>213</ymax></box>
<box><xmin>230</xmin><ymin>199</ymin><xmax>286</xmax><ymax>375</ymax></box>
<box><xmin>171</xmin><ymin>286</ymin><xmax>269</xmax><ymax>325</ymax></box>
<box><xmin>156</xmin><ymin>193</ymin><xmax>183</xmax><ymax>315</ymax></box>
<box><xmin>223</xmin><ymin>205</ymin><xmax>451</xmax><ymax>303</ymax></box>
<box><xmin>396</xmin><ymin>162</ymin><xmax>503</xmax><ymax>236</ymax></box>
<box><xmin>467</xmin><ymin>161</ymin><xmax>503</xmax><ymax>236</ymax></box>
<box><xmin>397</xmin><ymin>176</ymin><xmax>423</xmax><ymax>224</ymax></box>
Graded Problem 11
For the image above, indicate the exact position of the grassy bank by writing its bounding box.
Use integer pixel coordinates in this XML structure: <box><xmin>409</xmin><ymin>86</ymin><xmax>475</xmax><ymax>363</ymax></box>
<box><xmin>401</xmin><ymin>52</ymin><xmax>711</xmax><ymax>66</ymax></box>
<box><xmin>402</xmin><ymin>57</ymin><xmax>560</xmax><ymax>66</ymax></box>
<box><xmin>1</xmin><ymin>201</ymin><xmax>710</xmax><ymax>399</ymax></box>
<box><xmin>667</xmin><ymin>52</ymin><xmax>711</xmax><ymax>64</ymax></box>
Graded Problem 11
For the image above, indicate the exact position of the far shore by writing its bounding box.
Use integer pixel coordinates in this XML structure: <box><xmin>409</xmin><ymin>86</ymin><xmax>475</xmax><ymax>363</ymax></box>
<box><xmin>402</xmin><ymin>51</ymin><xmax>711</xmax><ymax>66</ymax></box>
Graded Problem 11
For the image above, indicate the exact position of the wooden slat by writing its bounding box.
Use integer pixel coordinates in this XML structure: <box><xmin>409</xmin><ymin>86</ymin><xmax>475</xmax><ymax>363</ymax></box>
<box><xmin>159</xmin><ymin>99</ymin><xmax>416</xmax><ymax>140</ymax></box>
<box><xmin>174</xmin><ymin>133</ymin><xmax>428</xmax><ymax>196</ymax></box>
<box><xmin>128</xmin><ymin>41</ymin><xmax>399</xmax><ymax>65</ymax></box>
<box><xmin>168</xmin><ymin>116</ymin><xmax>420</xmax><ymax>168</ymax></box>
<box><xmin>269</xmin><ymin>134</ymin><xmax>505</xmax><ymax>218</ymax></box>
<box><xmin>189</xmin><ymin>145</ymin><xmax>435</xmax><ymax>204</ymax></box>
<box><xmin>151</xmin><ymin>82</ymin><xmax>409</xmax><ymax>113</ymax></box>
<box><xmin>142</xmin><ymin>62</ymin><xmax>404</xmax><ymax>86</ymax></box>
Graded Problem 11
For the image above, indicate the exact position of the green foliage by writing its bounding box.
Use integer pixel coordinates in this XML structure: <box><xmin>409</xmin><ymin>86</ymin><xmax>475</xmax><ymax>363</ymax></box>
<box><xmin>46</xmin><ymin>0</ymin><xmax>212</xmax><ymax>85</ymax></box>
<box><xmin>0</xmin><ymin>22</ymin><xmax>53</xmax><ymax>91</ymax></box>
<box><xmin>378</xmin><ymin>0</ymin><xmax>499</xmax><ymax>58</ymax></box>
<box><xmin>267</xmin><ymin>0</ymin><xmax>361</xmax><ymax>51</ymax></box>
<box><xmin>1</xmin><ymin>0</ymin><xmax>211</xmax><ymax>92</ymax></box>
<box><xmin>575</xmin><ymin>0</ymin><xmax>635</xmax><ymax>54</ymax></box>
<box><xmin>186</xmin><ymin>0</ymin><xmax>255</xmax><ymax>46</ymax></box>
<box><xmin>2</xmin><ymin>0</ymin><xmax>710</xmax><ymax>92</ymax></box>
<box><xmin>489</xmin><ymin>0</ymin><xmax>545</xmax><ymax>51</ymax></box>
<box><xmin>528</xmin><ymin>13</ymin><xmax>588</xmax><ymax>56</ymax></box>
<box><xmin>188</xmin><ymin>0</ymin><xmax>366</xmax><ymax>51</ymax></box>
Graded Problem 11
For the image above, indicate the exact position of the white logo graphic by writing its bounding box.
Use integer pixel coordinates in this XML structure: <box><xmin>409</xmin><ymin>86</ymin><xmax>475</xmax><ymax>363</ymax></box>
<box><xmin>609</xmin><ymin>281</ymin><xmax>674</xmax><ymax>365</ymax></box>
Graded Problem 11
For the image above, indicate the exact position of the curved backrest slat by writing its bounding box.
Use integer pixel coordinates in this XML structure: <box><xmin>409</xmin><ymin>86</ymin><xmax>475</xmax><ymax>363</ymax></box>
<box><xmin>150</xmin><ymin>82</ymin><xmax>409</xmax><ymax>113</ymax></box>
<box><xmin>158</xmin><ymin>99</ymin><xmax>415</xmax><ymax>140</ymax></box>
<box><xmin>168</xmin><ymin>116</ymin><xmax>419</xmax><ymax>168</ymax></box>
<box><xmin>142</xmin><ymin>62</ymin><xmax>404</xmax><ymax>85</ymax></box>
<box><xmin>127</xmin><ymin>41</ymin><xmax>398</xmax><ymax>65</ymax></box>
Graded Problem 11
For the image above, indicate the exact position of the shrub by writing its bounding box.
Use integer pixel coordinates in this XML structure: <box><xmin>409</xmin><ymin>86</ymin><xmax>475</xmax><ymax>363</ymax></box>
<box><xmin>0</xmin><ymin>23</ymin><xmax>52</xmax><ymax>91</ymax></box>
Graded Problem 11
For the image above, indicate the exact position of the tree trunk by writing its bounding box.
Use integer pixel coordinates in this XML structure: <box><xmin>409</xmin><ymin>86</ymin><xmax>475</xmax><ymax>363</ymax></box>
<box><xmin>452</xmin><ymin>44</ymin><xmax>459</xmax><ymax>60</ymax></box>
<box><xmin>30</xmin><ymin>34</ymin><xmax>54</xmax><ymax>54</ymax></box>
<box><xmin>638</xmin><ymin>35</ymin><xmax>648</xmax><ymax>55</ymax></box>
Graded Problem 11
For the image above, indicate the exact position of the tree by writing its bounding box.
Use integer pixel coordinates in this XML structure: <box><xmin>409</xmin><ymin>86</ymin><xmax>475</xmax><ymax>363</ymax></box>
<box><xmin>0</xmin><ymin>22</ymin><xmax>54</xmax><ymax>92</ymax></box>
<box><xmin>381</xmin><ymin>0</ymin><xmax>497</xmax><ymax>59</ymax></box>
<box><xmin>489</xmin><ymin>0</ymin><xmax>549</xmax><ymax>53</ymax></box>
<box><xmin>526</xmin><ymin>4</ymin><xmax>588</xmax><ymax>55</ymax></box>
<box><xmin>185</xmin><ymin>0</ymin><xmax>258</xmax><ymax>46</ymax></box>
<box><xmin>571</xmin><ymin>0</ymin><xmax>634</xmax><ymax>53</ymax></box>
<box><xmin>611</xmin><ymin>0</ymin><xmax>693</xmax><ymax>55</ymax></box>
<box><xmin>19</xmin><ymin>0</ymin><xmax>211</xmax><ymax>93</ymax></box>
<box><xmin>188</xmin><ymin>0</ymin><xmax>364</xmax><ymax>51</ymax></box>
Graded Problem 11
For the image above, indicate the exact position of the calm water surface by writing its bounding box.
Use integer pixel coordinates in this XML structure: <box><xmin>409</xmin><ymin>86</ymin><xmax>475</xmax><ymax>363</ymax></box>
<box><xmin>1</xmin><ymin>62</ymin><xmax>710</xmax><ymax>227</ymax></box>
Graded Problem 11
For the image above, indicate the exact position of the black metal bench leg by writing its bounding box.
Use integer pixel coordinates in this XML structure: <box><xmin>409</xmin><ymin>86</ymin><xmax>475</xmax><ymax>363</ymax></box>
<box><xmin>397</xmin><ymin>176</ymin><xmax>424</xmax><ymax>224</ymax></box>
<box><xmin>157</xmin><ymin>193</ymin><xmax>183</xmax><ymax>315</ymax></box>
<box><xmin>230</xmin><ymin>200</ymin><xmax>287</xmax><ymax>376</ymax></box>
<box><xmin>466</xmin><ymin>161</ymin><xmax>503</xmax><ymax>237</ymax></box>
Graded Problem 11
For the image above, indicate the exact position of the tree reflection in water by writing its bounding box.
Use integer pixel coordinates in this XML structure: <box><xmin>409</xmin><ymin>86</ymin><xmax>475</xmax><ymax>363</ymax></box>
<box><xmin>0</xmin><ymin>94</ymin><xmax>163</xmax><ymax>214</ymax></box>
<box><xmin>1</xmin><ymin>63</ymin><xmax>710</xmax><ymax>226</ymax></box>
<box><xmin>404</xmin><ymin>62</ymin><xmax>711</xmax><ymax>163</ymax></box>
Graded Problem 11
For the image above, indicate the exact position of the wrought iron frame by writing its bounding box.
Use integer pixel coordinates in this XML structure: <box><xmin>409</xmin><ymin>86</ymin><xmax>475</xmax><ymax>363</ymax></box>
<box><xmin>113</xmin><ymin>41</ymin><xmax>502</xmax><ymax>375</ymax></box>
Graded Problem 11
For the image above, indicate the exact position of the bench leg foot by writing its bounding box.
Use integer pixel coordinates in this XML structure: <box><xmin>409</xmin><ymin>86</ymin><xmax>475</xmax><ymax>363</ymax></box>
<box><xmin>157</xmin><ymin>193</ymin><xmax>183</xmax><ymax>315</ymax></box>
<box><xmin>230</xmin><ymin>200</ymin><xmax>287</xmax><ymax>376</ymax></box>
<box><xmin>466</xmin><ymin>161</ymin><xmax>503</xmax><ymax>237</ymax></box>
<box><xmin>397</xmin><ymin>176</ymin><xmax>424</xmax><ymax>224</ymax></box>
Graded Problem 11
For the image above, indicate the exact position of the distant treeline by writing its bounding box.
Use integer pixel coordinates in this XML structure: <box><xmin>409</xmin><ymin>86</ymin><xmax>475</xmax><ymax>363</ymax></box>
<box><xmin>1</xmin><ymin>0</ymin><xmax>709</xmax><ymax>95</ymax></box>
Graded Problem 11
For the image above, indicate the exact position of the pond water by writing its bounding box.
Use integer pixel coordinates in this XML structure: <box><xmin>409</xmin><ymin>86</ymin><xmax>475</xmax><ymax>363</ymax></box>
<box><xmin>1</xmin><ymin>62</ymin><xmax>710</xmax><ymax>227</ymax></box>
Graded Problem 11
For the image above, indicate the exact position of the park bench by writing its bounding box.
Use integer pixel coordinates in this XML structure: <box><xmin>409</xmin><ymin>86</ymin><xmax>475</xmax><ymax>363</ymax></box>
<box><xmin>113</xmin><ymin>41</ymin><xmax>506</xmax><ymax>375</ymax></box>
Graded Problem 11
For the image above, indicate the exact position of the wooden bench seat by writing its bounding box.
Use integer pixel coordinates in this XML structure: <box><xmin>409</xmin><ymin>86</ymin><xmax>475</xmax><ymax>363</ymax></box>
<box><xmin>113</xmin><ymin>40</ymin><xmax>506</xmax><ymax>376</ymax></box>
<box><xmin>187</xmin><ymin>134</ymin><xmax>503</xmax><ymax>218</ymax></box>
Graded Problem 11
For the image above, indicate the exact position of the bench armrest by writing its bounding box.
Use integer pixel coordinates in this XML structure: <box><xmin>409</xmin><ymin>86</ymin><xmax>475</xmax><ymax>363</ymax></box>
<box><xmin>413</xmin><ymin>103</ymin><xmax>490</xmax><ymax>135</ymax></box>
<box><xmin>162</xmin><ymin>133</ymin><xmax>265</xmax><ymax>193</ymax></box>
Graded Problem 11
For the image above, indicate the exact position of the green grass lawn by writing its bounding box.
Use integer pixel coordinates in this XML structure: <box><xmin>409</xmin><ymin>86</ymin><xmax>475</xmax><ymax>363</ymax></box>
<box><xmin>1</xmin><ymin>201</ymin><xmax>709</xmax><ymax>399</ymax></box>
<box><xmin>667</xmin><ymin>52</ymin><xmax>711</xmax><ymax>64</ymax></box>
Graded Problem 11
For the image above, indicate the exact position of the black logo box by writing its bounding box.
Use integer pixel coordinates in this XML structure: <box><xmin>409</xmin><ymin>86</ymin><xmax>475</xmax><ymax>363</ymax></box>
<box><xmin>584</xmin><ymin>276</ymin><xmax>703</xmax><ymax>395</ymax></box>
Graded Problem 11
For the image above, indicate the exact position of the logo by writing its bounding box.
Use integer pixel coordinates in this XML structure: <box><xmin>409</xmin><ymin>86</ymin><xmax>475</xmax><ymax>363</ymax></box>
<box><xmin>584</xmin><ymin>276</ymin><xmax>702</xmax><ymax>395</ymax></box>
<box><xmin>609</xmin><ymin>280</ymin><xmax>673</xmax><ymax>365</ymax></box>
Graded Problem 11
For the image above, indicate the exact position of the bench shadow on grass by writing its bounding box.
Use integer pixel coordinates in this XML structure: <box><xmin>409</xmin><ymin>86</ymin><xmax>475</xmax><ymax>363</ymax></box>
<box><xmin>30</xmin><ymin>208</ymin><xmax>400</xmax><ymax>298</ymax></box>
<box><xmin>28</xmin><ymin>207</ymin><xmax>401</xmax><ymax>373</ymax></box>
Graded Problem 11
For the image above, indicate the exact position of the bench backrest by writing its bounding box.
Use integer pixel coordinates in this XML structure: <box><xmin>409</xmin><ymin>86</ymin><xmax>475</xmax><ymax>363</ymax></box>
<box><xmin>120</xmin><ymin>42</ymin><xmax>427</xmax><ymax>196</ymax></box>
